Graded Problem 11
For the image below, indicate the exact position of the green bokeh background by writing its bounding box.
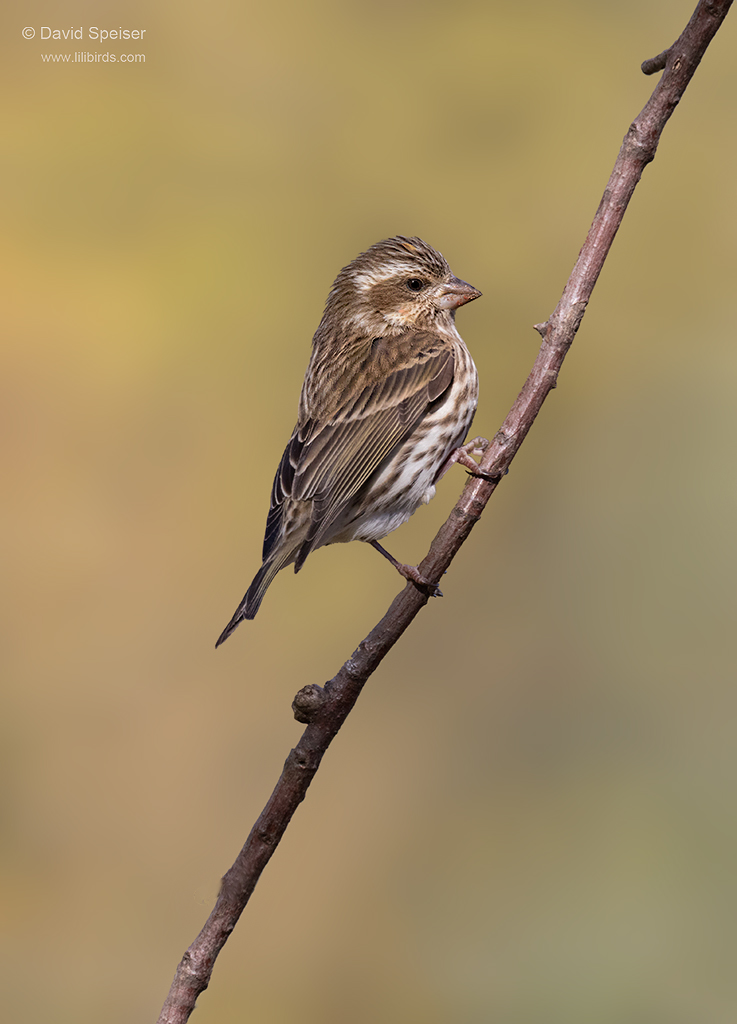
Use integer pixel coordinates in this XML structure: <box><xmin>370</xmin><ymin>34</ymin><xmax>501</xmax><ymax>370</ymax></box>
<box><xmin>3</xmin><ymin>2</ymin><xmax>737</xmax><ymax>1021</ymax></box>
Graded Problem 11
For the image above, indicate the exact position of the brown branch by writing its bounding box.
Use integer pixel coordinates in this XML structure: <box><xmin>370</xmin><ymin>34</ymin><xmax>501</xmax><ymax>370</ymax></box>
<box><xmin>156</xmin><ymin>2</ymin><xmax>733</xmax><ymax>1020</ymax></box>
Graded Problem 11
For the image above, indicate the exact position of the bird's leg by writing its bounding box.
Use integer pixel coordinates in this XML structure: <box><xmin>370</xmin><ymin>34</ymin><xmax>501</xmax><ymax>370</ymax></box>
<box><xmin>438</xmin><ymin>436</ymin><xmax>500</xmax><ymax>483</ymax></box>
<box><xmin>369</xmin><ymin>540</ymin><xmax>443</xmax><ymax>598</ymax></box>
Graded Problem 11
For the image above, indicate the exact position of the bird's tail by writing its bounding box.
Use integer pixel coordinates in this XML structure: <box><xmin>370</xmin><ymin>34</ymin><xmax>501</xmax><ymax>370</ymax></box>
<box><xmin>215</xmin><ymin>551</ymin><xmax>291</xmax><ymax>647</ymax></box>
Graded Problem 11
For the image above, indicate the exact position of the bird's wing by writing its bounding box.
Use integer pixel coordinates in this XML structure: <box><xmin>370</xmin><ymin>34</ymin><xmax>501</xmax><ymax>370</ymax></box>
<box><xmin>262</xmin><ymin>332</ymin><xmax>455</xmax><ymax>567</ymax></box>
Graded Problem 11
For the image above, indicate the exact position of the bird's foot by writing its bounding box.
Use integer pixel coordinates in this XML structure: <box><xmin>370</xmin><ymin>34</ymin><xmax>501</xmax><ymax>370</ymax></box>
<box><xmin>369</xmin><ymin>540</ymin><xmax>443</xmax><ymax>597</ymax></box>
<box><xmin>395</xmin><ymin>561</ymin><xmax>443</xmax><ymax>598</ymax></box>
<box><xmin>445</xmin><ymin>436</ymin><xmax>501</xmax><ymax>482</ymax></box>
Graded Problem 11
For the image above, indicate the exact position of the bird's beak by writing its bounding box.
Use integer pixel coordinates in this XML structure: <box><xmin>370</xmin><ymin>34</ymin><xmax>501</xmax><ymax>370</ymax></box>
<box><xmin>433</xmin><ymin>276</ymin><xmax>482</xmax><ymax>310</ymax></box>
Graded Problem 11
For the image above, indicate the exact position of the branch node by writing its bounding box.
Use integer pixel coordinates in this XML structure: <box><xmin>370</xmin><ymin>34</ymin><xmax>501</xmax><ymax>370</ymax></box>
<box><xmin>641</xmin><ymin>47</ymin><xmax>670</xmax><ymax>75</ymax></box>
<box><xmin>292</xmin><ymin>684</ymin><xmax>326</xmax><ymax>723</ymax></box>
<box><xmin>533</xmin><ymin>321</ymin><xmax>549</xmax><ymax>338</ymax></box>
<box><xmin>343</xmin><ymin>656</ymin><xmax>368</xmax><ymax>683</ymax></box>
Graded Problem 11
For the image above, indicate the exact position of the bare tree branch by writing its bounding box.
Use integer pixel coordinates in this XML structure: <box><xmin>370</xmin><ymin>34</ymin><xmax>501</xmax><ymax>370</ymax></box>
<box><xmin>157</xmin><ymin>2</ymin><xmax>733</xmax><ymax>1020</ymax></box>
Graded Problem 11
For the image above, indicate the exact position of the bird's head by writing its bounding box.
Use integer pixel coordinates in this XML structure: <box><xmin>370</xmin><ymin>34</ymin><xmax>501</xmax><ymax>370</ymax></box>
<box><xmin>320</xmin><ymin>236</ymin><xmax>481</xmax><ymax>339</ymax></box>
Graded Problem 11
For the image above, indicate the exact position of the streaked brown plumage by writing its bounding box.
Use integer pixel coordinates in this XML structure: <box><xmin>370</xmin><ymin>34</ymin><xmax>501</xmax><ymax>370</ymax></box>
<box><xmin>216</xmin><ymin>236</ymin><xmax>482</xmax><ymax>646</ymax></box>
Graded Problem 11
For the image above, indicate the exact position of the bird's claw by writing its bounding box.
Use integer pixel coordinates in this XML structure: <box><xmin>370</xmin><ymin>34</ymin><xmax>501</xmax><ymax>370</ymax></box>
<box><xmin>397</xmin><ymin>563</ymin><xmax>443</xmax><ymax>598</ymax></box>
<box><xmin>437</xmin><ymin>435</ymin><xmax>497</xmax><ymax>482</ymax></box>
<box><xmin>465</xmin><ymin>468</ymin><xmax>503</xmax><ymax>483</ymax></box>
<box><xmin>451</xmin><ymin>436</ymin><xmax>491</xmax><ymax>474</ymax></box>
<box><xmin>449</xmin><ymin>436</ymin><xmax>505</xmax><ymax>482</ymax></box>
<box><xmin>460</xmin><ymin>436</ymin><xmax>491</xmax><ymax>459</ymax></box>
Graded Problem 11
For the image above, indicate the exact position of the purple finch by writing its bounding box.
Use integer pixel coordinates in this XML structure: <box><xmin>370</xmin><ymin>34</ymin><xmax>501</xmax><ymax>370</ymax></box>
<box><xmin>217</xmin><ymin>236</ymin><xmax>482</xmax><ymax>646</ymax></box>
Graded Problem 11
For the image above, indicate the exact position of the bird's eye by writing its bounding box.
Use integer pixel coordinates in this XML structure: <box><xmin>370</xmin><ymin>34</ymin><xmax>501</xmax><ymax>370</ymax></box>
<box><xmin>406</xmin><ymin>278</ymin><xmax>424</xmax><ymax>292</ymax></box>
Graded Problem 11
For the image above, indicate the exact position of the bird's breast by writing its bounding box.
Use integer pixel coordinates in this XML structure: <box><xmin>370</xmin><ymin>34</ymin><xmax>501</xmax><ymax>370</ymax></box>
<box><xmin>336</xmin><ymin>338</ymin><xmax>478</xmax><ymax>544</ymax></box>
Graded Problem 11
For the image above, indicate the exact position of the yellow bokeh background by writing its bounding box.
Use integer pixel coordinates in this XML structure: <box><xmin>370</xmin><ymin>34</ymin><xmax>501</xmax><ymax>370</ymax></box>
<box><xmin>2</xmin><ymin>1</ymin><xmax>737</xmax><ymax>1021</ymax></box>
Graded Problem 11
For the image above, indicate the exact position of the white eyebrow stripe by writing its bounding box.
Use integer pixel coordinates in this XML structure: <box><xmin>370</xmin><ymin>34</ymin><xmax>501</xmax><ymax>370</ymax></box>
<box><xmin>352</xmin><ymin>263</ymin><xmax>423</xmax><ymax>292</ymax></box>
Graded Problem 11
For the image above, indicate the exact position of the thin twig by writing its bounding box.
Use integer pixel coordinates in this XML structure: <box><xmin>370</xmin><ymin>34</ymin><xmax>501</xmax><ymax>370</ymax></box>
<box><xmin>157</xmin><ymin>2</ymin><xmax>733</xmax><ymax>1020</ymax></box>
<box><xmin>641</xmin><ymin>49</ymin><xmax>670</xmax><ymax>75</ymax></box>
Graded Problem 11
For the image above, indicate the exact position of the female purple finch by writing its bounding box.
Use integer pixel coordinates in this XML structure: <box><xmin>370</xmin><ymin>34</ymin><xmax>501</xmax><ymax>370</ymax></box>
<box><xmin>217</xmin><ymin>236</ymin><xmax>484</xmax><ymax>646</ymax></box>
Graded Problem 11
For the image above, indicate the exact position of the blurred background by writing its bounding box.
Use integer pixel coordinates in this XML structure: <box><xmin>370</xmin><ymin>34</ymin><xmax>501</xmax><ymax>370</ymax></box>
<box><xmin>2</xmin><ymin>1</ymin><xmax>737</xmax><ymax>1021</ymax></box>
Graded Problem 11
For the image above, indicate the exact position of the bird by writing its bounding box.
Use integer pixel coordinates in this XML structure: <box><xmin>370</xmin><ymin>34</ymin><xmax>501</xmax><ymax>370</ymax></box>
<box><xmin>216</xmin><ymin>235</ymin><xmax>484</xmax><ymax>646</ymax></box>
